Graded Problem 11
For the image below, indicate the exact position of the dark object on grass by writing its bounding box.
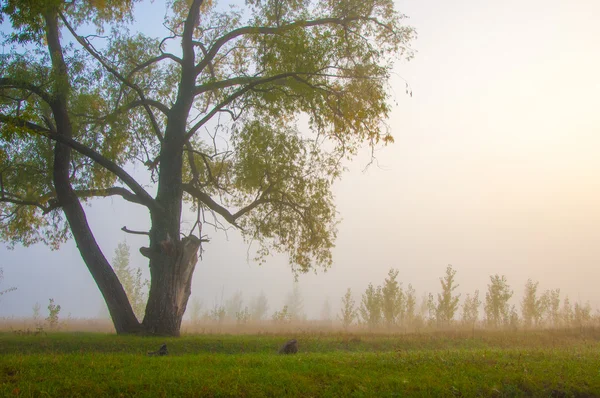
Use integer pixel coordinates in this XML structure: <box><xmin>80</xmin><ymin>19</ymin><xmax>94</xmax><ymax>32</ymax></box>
<box><xmin>147</xmin><ymin>343</ymin><xmax>168</xmax><ymax>356</ymax></box>
<box><xmin>279</xmin><ymin>339</ymin><xmax>298</xmax><ymax>354</ymax></box>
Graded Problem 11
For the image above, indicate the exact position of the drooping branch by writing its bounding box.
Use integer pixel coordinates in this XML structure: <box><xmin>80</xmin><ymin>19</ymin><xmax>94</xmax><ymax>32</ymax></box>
<box><xmin>0</xmin><ymin>186</ymin><xmax>150</xmax><ymax>216</ymax></box>
<box><xmin>48</xmin><ymin>133</ymin><xmax>162</xmax><ymax>213</ymax></box>
<box><xmin>182</xmin><ymin>181</ymin><xmax>277</xmax><ymax>227</ymax></box>
<box><xmin>231</xmin><ymin>187</ymin><xmax>273</xmax><ymax>219</ymax></box>
<box><xmin>182</xmin><ymin>182</ymin><xmax>239</xmax><ymax>226</ymax></box>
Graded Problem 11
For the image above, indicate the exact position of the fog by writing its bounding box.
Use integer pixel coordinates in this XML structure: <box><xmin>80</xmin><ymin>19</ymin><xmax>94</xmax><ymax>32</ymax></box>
<box><xmin>2</xmin><ymin>0</ymin><xmax>600</xmax><ymax>322</ymax></box>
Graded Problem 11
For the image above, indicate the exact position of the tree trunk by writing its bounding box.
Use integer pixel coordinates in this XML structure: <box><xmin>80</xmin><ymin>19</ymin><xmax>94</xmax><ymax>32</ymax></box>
<box><xmin>140</xmin><ymin>1</ymin><xmax>202</xmax><ymax>335</ymax></box>
<box><xmin>142</xmin><ymin>235</ymin><xmax>201</xmax><ymax>335</ymax></box>
<box><xmin>44</xmin><ymin>9</ymin><xmax>141</xmax><ymax>334</ymax></box>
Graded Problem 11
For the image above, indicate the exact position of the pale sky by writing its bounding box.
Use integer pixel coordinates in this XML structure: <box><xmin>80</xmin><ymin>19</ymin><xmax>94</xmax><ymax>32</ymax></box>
<box><xmin>1</xmin><ymin>0</ymin><xmax>600</xmax><ymax>319</ymax></box>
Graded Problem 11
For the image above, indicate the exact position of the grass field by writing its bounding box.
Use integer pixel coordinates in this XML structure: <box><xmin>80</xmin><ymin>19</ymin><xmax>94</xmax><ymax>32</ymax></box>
<box><xmin>1</xmin><ymin>328</ymin><xmax>599</xmax><ymax>397</ymax></box>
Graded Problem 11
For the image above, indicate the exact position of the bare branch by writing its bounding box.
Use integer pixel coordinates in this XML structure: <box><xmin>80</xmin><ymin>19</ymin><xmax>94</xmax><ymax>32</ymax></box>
<box><xmin>72</xmin><ymin>187</ymin><xmax>146</xmax><ymax>205</ymax></box>
<box><xmin>121</xmin><ymin>226</ymin><xmax>150</xmax><ymax>236</ymax></box>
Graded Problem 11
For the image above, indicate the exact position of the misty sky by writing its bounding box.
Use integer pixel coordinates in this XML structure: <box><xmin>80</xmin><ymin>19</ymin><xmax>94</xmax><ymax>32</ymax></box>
<box><xmin>1</xmin><ymin>0</ymin><xmax>600</xmax><ymax>320</ymax></box>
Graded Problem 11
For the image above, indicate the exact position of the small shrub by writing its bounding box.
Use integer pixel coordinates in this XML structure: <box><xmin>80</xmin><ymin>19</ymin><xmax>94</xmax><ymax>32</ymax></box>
<box><xmin>272</xmin><ymin>305</ymin><xmax>292</xmax><ymax>324</ymax></box>
<box><xmin>46</xmin><ymin>298</ymin><xmax>61</xmax><ymax>330</ymax></box>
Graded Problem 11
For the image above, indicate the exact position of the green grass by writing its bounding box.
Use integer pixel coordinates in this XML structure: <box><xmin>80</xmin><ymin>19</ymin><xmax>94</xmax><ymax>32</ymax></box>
<box><xmin>1</xmin><ymin>329</ymin><xmax>599</xmax><ymax>397</ymax></box>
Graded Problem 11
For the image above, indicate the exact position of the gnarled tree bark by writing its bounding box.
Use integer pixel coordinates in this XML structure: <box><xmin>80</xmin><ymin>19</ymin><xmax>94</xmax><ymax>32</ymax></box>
<box><xmin>142</xmin><ymin>235</ymin><xmax>201</xmax><ymax>335</ymax></box>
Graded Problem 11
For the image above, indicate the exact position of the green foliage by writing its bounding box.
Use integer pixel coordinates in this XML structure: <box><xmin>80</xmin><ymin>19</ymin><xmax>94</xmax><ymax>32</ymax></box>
<box><xmin>436</xmin><ymin>264</ymin><xmax>460</xmax><ymax>325</ymax></box>
<box><xmin>1</xmin><ymin>0</ymin><xmax>138</xmax><ymax>44</ymax></box>
<box><xmin>381</xmin><ymin>268</ymin><xmax>403</xmax><ymax>327</ymax></box>
<box><xmin>231</xmin><ymin>121</ymin><xmax>338</xmax><ymax>273</ymax></box>
<box><xmin>111</xmin><ymin>241</ymin><xmax>148</xmax><ymax>321</ymax></box>
<box><xmin>484</xmin><ymin>275</ymin><xmax>513</xmax><ymax>328</ymax></box>
<box><xmin>521</xmin><ymin>279</ymin><xmax>545</xmax><ymax>328</ymax></box>
<box><xmin>45</xmin><ymin>298</ymin><xmax>61</xmax><ymax>330</ymax></box>
<box><xmin>209</xmin><ymin>304</ymin><xmax>226</xmax><ymax>324</ymax></box>
<box><xmin>359</xmin><ymin>283</ymin><xmax>382</xmax><ymax>329</ymax></box>
<box><xmin>542</xmin><ymin>288</ymin><xmax>561</xmax><ymax>327</ymax></box>
<box><xmin>0</xmin><ymin>0</ymin><xmax>414</xmax><ymax>276</ymax></box>
<box><xmin>404</xmin><ymin>283</ymin><xmax>416</xmax><ymax>327</ymax></box>
<box><xmin>272</xmin><ymin>305</ymin><xmax>292</xmax><ymax>324</ymax></box>
<box><xmin>561</xmin><ymin>296</ymin><xmax>573</xmax><ymax>326</ymax></box>
<box><xmin>338</xmin><ymin>288</ymin><xmax>357</xmax><ymax>329</ymax></box>
<box><xmin>426</xmin><ymin>292</ymin><xmax>436</xmax><ymax>325</ymax></box>
<box><xmin>573</xmin><ymin>301</ymin><xmax>592</xmax><ymax>329</ymax></box>
<box><xmin>235</xmin><ymin>307</ymin><xmax>250</xmax><ymax>325</ymax></box>
<box><xmin>461</xmin><ymin>289</ymin><xmax>481</xmax><ymax>326</ymax></box>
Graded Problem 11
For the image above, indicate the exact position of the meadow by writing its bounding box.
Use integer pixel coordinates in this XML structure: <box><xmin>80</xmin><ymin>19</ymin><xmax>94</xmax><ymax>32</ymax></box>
<box><xmin>0</xmin><ymin>327</ymin><xmax>599</xmax><ymax>397</ymax></box>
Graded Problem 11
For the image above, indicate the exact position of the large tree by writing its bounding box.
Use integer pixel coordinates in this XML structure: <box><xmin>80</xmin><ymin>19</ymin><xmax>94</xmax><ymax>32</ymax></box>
<box><xmin>0</xmin><ymin>0</ymin><xmax>414</xmax><ymax>335</ymax></box>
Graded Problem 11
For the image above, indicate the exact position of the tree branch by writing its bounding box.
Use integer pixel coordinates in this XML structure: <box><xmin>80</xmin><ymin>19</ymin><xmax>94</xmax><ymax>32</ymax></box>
<box><xmin>121</xmin><ymin>226</ymin><xmax>150</xmax><ymax>236</ymax></box>
<box><xmin>72</xmin><ymin>187</ymin><xmax>146</xmax><ymax>205</ymax></box>
<box><xmin>195</xmin><ymin>16</ymin><xmax>362</xmax><ymax>76</ymax></box>
<box><xmin>0</xmin><ymin>197</ymin><xmax>50</xmax><ymax>213</ymax></box>
<box><xmin>184</xmin><ymin>72</ymin><xmax>297</xmax><ymax>142</ymax></box>
<box><xmin>182</xmin><ymin>0</ymin><xmax>203</xmax><ymax>69</ymax></box>
<box><xmin>0</xmin><ymin>115</ymin><xmax>49</xmax><ymax>134</ymax></box>
<box><xmin>0</xmin><ymin>114</ymin><xmax>163</xmax><ymax>214</ymax></box>
<box><xmin>75</xmin><ymin>98</ymin><xmax>170</xmax><ymax>122</ymax></box>
<box><xmin>126</xmin><ymin>53</ymin><xmax>182</xmax><ymax>79</ymax></box>
<box><xmin>182</xmin><ymin>181</ymin><xmax>275</xmax><ymax>227</ymax></box>
<box><xmin>194</xmin><ymin>76</ymin><xmax>260</xmax><ymax>96</ymax></box>
<box><xmin>59</xmin><ymin>13</ymin><xmax>166</xmax><ymax>142</ymax></box>
<box><xmin>182</xmin><ymin>182</ymin><xmax>239</xmax><ymax>227</ymax></box>
<box><xmin>0</xmin><ymin>78</ymin><xmax>53</xmax><ymax>105</ymax></box>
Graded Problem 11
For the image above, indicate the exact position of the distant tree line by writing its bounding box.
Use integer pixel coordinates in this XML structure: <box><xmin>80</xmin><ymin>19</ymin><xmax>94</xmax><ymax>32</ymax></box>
<box><xmin>339</xmin><ymin>265</ymin><xmax>594</xmax><ymax>331</ymax></box>
<box><xmin>107</xmin><ymin>240</ymin><xmax>595</xmax><ymax>331</ymax></box>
